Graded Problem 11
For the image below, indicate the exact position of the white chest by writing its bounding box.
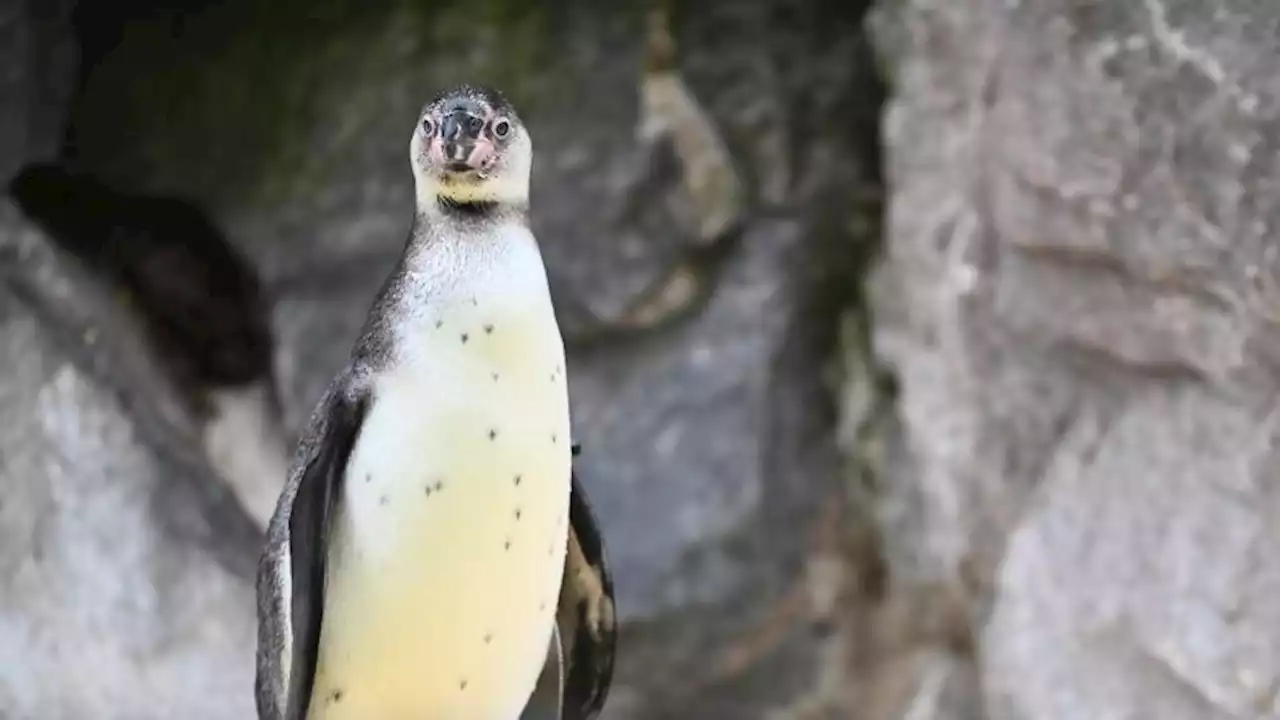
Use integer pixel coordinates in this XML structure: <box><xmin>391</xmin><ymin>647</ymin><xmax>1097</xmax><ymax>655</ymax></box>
<box><xmin>309</xmin><ymin>226</ymin><xmax>573</xmax><ymax>720</ymax></box>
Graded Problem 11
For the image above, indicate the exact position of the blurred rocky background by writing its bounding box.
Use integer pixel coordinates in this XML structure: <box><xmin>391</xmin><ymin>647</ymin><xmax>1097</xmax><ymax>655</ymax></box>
<box><xmin>2</xmin><ymin>0</ymin><xmax>1279</xmax><ymax>717</ymax></box>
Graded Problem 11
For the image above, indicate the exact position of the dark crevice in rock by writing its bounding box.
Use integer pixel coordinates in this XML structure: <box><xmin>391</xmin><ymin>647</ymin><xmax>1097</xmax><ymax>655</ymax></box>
<box><xmin>8</xmin><ymin>0</ymin><xmax>287</xmax><ymax>421</ymax></box>
<box><xmin>833</xmin><ymin>4</ymin><xmax>993</xmax><ymax>718</ymax></box>
<box><xmin>6</xmin><ymin>161</ymin><xmax>277</xmax><ymax>416</ymax></box>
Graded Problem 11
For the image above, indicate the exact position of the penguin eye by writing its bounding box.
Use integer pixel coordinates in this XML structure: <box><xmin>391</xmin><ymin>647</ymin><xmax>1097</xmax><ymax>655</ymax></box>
<box><xmin>492</xmin><ymin>118</ymin><xmax>512</xmax><ymax>139</ymax></box>
<box><xmin>421</xmin><ymin>117</ymin><xmax>435</xmax><ymax>136</ymax></box>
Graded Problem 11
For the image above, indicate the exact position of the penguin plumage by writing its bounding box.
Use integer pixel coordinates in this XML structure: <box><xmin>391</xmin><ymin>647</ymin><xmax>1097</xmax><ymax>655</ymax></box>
<box><xmin>254</xmin><ymin>85</ymin><xmax>615</xmax><ymax>720</ymax></box>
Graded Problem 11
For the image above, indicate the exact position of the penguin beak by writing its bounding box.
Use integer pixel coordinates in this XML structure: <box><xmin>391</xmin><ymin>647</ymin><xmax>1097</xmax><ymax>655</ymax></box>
<box><xmin>438</xmin><ymin>110</ymin><xmax>493</xmax><ymax>173</ymax></box>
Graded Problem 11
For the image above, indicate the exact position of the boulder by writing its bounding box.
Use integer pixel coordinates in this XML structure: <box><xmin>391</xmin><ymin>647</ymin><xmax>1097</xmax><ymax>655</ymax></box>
<box><xmin>863</xmin><ymin>0</ymin><xmax>1280</xmax><ymax>716</ymax></box>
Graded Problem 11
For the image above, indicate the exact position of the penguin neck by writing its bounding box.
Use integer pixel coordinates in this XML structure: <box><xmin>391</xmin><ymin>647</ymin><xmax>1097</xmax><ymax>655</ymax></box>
<box><xmin>412</xmin><ymin>169</ymin><xmax>531</xmax><ymax>219</ymax></box>
<box><xmin>417</xmin><ymin>182</ymin><xmax>529</xmax><ymax>224</ymax></box>
<box><xmin>392</xmin><ymin>196</ymin><xmax>553</xmax><ymax>370</ymax></box>
<box><xmin>401</xmin><ymin>195</ymin><xmax>537</xmax><ymax>281</ymax></box>
<box><xmin>432</xmin><ymin>195</ymin><xmax>528</xmax><ymax>220</ymax></box>
<box><xmin>414</xmin><ymin>193</ymin><xmax>528</xmax><ymax>240</ymax></box>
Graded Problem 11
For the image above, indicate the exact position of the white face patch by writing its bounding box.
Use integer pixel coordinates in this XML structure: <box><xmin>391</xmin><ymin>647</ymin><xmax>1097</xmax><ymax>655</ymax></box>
<box><xmin>409</xmin><ymin>116</ymin><xmax>534</xmax><ymax>209</ymax></box>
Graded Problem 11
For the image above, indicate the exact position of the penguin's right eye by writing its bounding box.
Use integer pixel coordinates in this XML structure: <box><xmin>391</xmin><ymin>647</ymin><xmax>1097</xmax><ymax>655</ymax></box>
<box><xmin>421</xmin><ymin>117</ymin><xmax>435</xmax><ymax>136</ymax></box>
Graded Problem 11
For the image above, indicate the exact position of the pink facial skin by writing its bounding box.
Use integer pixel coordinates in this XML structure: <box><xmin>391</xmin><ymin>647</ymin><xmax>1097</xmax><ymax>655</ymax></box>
<box><xmin>427</xmin><ymin>132</ymin><xmax>498</xmax><ymax>174</ymax></box>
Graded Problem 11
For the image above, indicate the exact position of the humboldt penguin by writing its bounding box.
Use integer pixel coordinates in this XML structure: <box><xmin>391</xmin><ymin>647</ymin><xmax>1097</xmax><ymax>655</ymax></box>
<box><xmin>254</xmin><ymin>85</ymin><xmax>615</xmax><ymax>720</ymax></box>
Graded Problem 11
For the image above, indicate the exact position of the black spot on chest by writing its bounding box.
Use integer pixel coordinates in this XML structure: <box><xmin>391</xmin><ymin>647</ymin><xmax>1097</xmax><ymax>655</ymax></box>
<box><xmin>425</xmin><ymin>477</ymin><xmax>446</xmax><ymax>497</ymax></box>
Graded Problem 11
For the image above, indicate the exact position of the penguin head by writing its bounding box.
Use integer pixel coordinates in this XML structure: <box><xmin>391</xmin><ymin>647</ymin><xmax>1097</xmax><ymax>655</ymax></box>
<box><xmin>410</xmin><ymin>85</ymin><xmax>532</xmax><ymax>209</ymax></box>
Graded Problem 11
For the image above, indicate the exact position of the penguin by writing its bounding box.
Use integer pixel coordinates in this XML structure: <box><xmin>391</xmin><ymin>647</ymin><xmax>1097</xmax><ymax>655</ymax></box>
<box><xmin>254</xmin><ymin>85</ymin><xmax>615</xmax><ymax>720</ymax></box>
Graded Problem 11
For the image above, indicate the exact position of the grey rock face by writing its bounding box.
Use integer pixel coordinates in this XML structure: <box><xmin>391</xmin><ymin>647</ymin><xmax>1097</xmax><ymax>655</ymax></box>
<box><xmin>0</xmin><ymin>208</ymin><xmax>262</xmax><ymax>719</ymax></box>
<box><xmin>13</xmin><ymin>0</ymin><xmax>1280</xmax><ymax>717</ymax></box>
<box><xmin>0</xmin><ymin>4</ymin><xmax>260</xmax><ymax>718</ymax></box>
<box><xmin>865</xmin><ymin>0</ymin><xmax>1280</xmax><ymax>716</ymax></box>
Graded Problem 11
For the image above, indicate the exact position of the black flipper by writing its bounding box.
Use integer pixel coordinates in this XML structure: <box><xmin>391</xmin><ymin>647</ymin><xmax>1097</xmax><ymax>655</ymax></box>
<box><xmin>558</xmin><ymin>449</ymin><xmax>617</xmax><ymax>720</ymax></box>
<box><xmin>285</xmin><ymin>391</ymin><xmax>369</xmax><ymax>720</ymax></box>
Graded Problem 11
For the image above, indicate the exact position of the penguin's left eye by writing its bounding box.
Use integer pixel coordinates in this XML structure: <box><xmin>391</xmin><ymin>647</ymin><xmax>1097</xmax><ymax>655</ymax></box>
<box><xmin>492</xmin><ymin>118</ymin><xmax>512</xmax><ymax>139</ymax></box>
<box><xmin>421</xmin><ymin>117</ymin><xmax>435</xmax><ymax>136</ymax></box>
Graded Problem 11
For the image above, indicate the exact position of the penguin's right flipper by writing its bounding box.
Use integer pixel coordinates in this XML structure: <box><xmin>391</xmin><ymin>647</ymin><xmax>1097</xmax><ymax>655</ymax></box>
<box><xmin>274</xmin><ymin>386</ymin><xmax>369</xmax><ymax>720</ymax></box>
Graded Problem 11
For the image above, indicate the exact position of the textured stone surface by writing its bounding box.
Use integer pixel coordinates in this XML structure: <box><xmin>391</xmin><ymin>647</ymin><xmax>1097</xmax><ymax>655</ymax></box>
<box><xmin>864</xmin><ymin>0</ymin><xmax>1280</xmax><ymax>717</ymax></box>
<box><xmin>14</xmin><ymin>0</ymin><xmax>1280</xmax><ymax>716</ymax></box>
<box><xmin>0</xmin><ymin>207</ymin><xmax>261</xmax><ymax>718</ymax></box>
<box><xmin>0</xmin><ymin>4</ymin><xmax>262</xmax><ymax>718</ymax></box>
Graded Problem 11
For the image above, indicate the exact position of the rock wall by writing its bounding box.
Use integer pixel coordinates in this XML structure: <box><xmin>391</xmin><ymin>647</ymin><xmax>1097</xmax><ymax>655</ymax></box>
<box><xmin>861</xmin><ymin>0</ymin><xmax>1280</xmax><ymax>716</ymax></box>
<box><xmin>0</xmin><ymin>6</ymin><xmax>260</xmax><ymax>718</ymax></box>
<box><xmin>0</xmin><ymin>223</ymin><xmax>261</xmax><ymax>718</ymax></box>
<box><xmin>7</xmin><ymin>0</ymin><xmax>1277</xmax><ymax>717</ymax></box>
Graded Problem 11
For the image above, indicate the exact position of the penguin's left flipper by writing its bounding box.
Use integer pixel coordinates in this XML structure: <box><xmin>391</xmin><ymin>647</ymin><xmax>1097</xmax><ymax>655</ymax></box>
<box><xmin>557</xmin><ymin>464</ymin><xmax>617</xmax><ymax>720</ymax></box>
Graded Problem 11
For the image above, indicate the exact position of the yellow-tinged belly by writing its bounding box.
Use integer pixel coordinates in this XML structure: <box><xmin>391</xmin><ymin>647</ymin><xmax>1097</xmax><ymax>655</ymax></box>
<box><xmin>308</xmin><ymin>314</ymin><xmax>572</xmax><ymax>720</ymax></box>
